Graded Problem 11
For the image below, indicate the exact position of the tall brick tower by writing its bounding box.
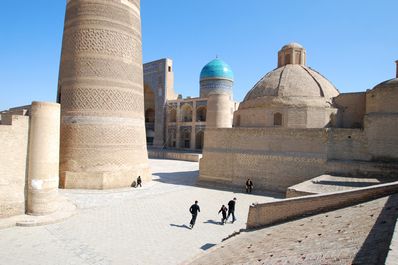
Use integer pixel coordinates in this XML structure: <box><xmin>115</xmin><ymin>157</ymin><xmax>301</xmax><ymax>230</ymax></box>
<box><xmin>57</xmin><ymin>0</ymin><xmax>150</xmax><ymax>189</ymax></box>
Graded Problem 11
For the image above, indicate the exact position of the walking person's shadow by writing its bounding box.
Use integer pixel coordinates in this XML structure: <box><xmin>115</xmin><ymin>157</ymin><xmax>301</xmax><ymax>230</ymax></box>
<box><xmin>170</xmin><ymin>224</ymin><xmax>190</xmax><ymax>229</ymax></box>
<box><xmin>203</xmin><ymin>219</ymin><xmax>222</xmax><ymax>225</ymax></box>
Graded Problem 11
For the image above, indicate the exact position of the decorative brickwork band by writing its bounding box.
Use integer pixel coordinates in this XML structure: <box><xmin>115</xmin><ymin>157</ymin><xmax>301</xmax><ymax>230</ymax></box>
<box><xmin>58</xmin><ymin>0</ymin><xmax>150</xmax><ymax>189</ymax></box>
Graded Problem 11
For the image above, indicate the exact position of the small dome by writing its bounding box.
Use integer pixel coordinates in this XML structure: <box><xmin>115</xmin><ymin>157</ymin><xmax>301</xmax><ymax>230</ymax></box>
<box><xmin>371</xmin><ymin>61</ymin><xmax>398</xmax><ymax>91</ymax></box>
<box><xmin>200</xmin><ymin>58</ymin><xmax>234</xmax><ymax>81</ymax></box>
<box><xmin>243</xmin><ymin>64</ymin><xmax>339</xmax><ymax>104</ymax></box>
<box><xmin>366</xmin><ymin>73</ymin><xmax>398</xmax><ymax>114</ymax></box>
<box><xmin>281</xmin><ymin>42</ymin><xmax>304</xmax><ymax>50</ymax></box>
<box><xmin>372</xmin><ymin>78</ymin><xmax>398</xmax><ymax>91</ymax></box>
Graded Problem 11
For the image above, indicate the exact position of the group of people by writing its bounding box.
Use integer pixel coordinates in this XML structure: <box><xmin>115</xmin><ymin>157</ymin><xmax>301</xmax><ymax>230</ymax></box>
<box><xmin>189</xmin><ymin>198</ymin><xmax>237</xmax><ymax>229</ymax></box>
<box><xmin>131</xmin><ymin>176</ymin><xmax>142</xmax><ymax>188</ymax></box>
<box><xmin>188</xmin><ymin>178</ymin><xmax>255</xmax><ymax>229</ymax></box>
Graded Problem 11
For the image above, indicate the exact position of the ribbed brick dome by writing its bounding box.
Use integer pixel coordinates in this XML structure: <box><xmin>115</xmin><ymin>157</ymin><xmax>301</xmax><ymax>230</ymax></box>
<box><xmin>243</xmin><ymin>64</ymin><xmax>339</xmax><ymax>103</ymax></box>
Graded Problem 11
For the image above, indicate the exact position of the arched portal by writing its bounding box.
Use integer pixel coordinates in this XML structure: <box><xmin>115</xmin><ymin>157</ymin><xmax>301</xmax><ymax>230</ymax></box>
<box><xmin>195</xmin><ymin>131</ymin><xmax>204</xmax><ymax>149</ymax></box>
<box><xmin>144</xmin><ymin>85</ymin><xmax>156</xmax><ymax>145</ymax></box>
<box><xmin>181</xmin><ymin>104</ymin><xmax>192</xmax><ymax>122</ymax></box>
<box><xmin>196</xmin><ymin>106</ymin><xmax>207</xmax><ymax>122</ymax></box>
<box><xmin>180</xmin><ymin>128</ymin><xmax>191</xmax><ymax>149</ymax></box>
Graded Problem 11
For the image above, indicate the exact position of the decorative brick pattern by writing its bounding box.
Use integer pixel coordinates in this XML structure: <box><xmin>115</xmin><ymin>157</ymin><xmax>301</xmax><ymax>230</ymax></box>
<box><xmin>62</xmin><ymin>28</ymin><xmax>137</xmax><ymax>61</ymax></box>
<box><xmin>65</xmin><ymin>2</ymin><xmax>140</xmax><ymax>30</ymax></box>
<box><xmin>61</xmin><ymin>125</ymin><xmax>145</xmax><ymax>146</ymax></box>
<box><xmin>61</xmin><ymin>87</ymin><xmax>144</xmax><ymax>112</ymax></box>
<box><xmin>60</xmin><ymin>57</ymin><xmax>140</xmax><ymax>84</ymax></box>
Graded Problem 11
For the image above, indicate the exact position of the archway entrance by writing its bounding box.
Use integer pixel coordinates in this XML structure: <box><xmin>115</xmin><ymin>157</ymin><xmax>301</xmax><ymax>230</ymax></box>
<box><xmin>180</xmin><ymin>128</ymin><xmax>191</xmax><ymax>149</ymax></box>
<box><xmin>181</xmin><ymin>104</ymin><xmax>192</xmax><ymax>122</ymax></box>
<box><xmin>195</xmin><ymin>131</ymin><xmax>204</xmax><ymax>150</ymax></box>
<box><xmin>196</xmin><ymin>106</ymin><xmax>207</xmax><ymax>122</ymax></box>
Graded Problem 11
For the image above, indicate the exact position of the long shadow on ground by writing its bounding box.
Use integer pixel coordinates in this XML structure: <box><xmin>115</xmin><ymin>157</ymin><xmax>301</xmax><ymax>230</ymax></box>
<box><xmin>152</xmin><ymin>170</ymin><xmax>284</xmax><ymax>198</ymax></box>
<box><xmin>170</xmin><ymin>224</ymin><xmax>190</xmax><ymax>229</ymax></box>
<box><xmin>352</xmin><ymin>193</ymin><xmax>398</xmax><ymax>265</ymax></box>
<box><xmin>153</xmin><ymin>170</ymin><xmax>199</xmax><ymax>186</ymax></box>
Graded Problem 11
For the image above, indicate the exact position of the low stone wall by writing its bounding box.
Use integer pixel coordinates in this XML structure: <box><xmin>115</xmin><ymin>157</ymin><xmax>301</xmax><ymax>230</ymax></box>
<box><xmin>247</xmin><ymin>181</ymin><xmax>398</xmax><ymax>229</ymax></box>
<box><xmin>148</xmin><ymin>149</ymin><xmax>202</xmax><ymax>162</ymax></box>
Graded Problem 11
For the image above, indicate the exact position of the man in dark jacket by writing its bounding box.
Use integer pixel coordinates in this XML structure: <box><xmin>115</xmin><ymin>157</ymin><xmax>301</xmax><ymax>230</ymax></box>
<box><xmin>227</xmin><ymin>198</ymin><xmax>237</xmax><ymax>223</ymax></box>
<box><xmin>245</xmin><ymin>178</ymin><xmax>253</xmax><ymax>193</ymax></box>
<box><xmin>189</xmin><ymin>200</ymin><xmax>200</xmax><ymax>228</ymax></box>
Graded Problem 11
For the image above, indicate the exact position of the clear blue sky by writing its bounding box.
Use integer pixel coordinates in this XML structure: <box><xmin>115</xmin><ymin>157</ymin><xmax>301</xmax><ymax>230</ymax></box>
<box><xmin>0</xmin><ymin>0</ymin><xmax>397</xmax><ymax>110</ymax></box>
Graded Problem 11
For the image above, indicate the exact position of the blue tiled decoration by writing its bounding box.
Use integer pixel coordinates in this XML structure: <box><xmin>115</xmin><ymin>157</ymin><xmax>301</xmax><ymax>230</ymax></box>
<box><xmin>200</xmin><ymin>79</ymin><xmax>233</xmax><ymax>98</ymax></box>
<box><xmin>200</xmin><ymin>59</ymin><xmax>234</xmax><ymax>81</ymax></box>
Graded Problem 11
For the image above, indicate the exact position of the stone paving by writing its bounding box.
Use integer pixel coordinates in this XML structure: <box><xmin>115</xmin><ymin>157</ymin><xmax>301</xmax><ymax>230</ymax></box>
<box><xmin>0</xmin><ymin>159</ymin><xmax>277</xmax><ymax>265</ymax></box>
<box><xmin>189</xmin><ymin>194</ymin><xmax>398</xmax><ymax>265</ymax></box>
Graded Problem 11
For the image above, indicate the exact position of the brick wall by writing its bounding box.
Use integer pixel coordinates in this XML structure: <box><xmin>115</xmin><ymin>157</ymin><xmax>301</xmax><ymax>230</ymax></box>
<box><xmin>365</xmin><ymin>114</ymin><xmax>398</xmax><ymax>161</ymax></box>
<box><xmin>326</xmin><ymin>128</ymin><xmax>370</xmax><ymax>161</ymax></box>
<box><xmin>247</xmin><ymin>181</ymin><xmax>398</xmax><ymax>229</ymax></box>
<box><xmin>333</xmin><ymin>92</ymin><xmax>366</xmax><ymax>128</ymax></box>
<box><xmin>0</xmin><ymin>115</ymin><xmax>29</xmax><ymax>218</ymax></box>
<box><xmin>199</xmin><ymin>128</ymin><xmax>328</xmax><ymax>192</ymax></box>
<box><xmin>199</xmin><ymin>124</ymin><xmax>398</xmax><ymax>192</ymax></box>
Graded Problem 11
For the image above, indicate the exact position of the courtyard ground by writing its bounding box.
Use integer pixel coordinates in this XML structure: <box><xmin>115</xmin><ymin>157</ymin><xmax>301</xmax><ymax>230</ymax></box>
<box><xmin>0</xmin><ymin>159</ymin><xmax>277</xmax><ymax>265</ymax></box>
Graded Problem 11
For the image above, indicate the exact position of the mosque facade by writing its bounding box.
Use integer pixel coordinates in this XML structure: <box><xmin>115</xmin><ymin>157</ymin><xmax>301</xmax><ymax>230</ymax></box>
<box><xmin>143</xmin><ymin>58</ymin><xmax>237</xmax><ymax>150</ymax></box>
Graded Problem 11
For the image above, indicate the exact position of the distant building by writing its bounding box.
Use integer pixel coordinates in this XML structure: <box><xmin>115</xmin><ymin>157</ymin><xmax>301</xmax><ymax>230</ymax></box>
<box><xmin>143</xmin><ymin>58</ymin><xmax>237</xmax><ymax>150</ymax></box>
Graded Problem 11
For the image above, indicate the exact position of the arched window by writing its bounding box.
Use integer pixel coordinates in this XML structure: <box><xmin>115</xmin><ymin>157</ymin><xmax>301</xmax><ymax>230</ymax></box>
<box><xmin>181</xmin><ymin>104</ymin><xmax>192</xmax><ymax>122</ymax></box>
<box><xmin>274</xmin><ymin>112</ymin><xmax>282</xmax><ymax>126</ymax></box>
<box><xmin>145</xmin><ymin>108</ymin><xmax>155</xmax><ymax>123</ymax></box>
<box><xmin>196</xmin><ymin>106</ymin><xmax>207</xmax><ymax>122</ymax></box>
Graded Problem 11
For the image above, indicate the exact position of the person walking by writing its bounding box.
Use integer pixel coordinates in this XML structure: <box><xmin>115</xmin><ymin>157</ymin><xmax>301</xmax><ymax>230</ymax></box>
<box><xmin>218</xmin><ymin>205</ymin><xmax>228</xmax><ymax>225</ymax></box>
<box><xmin>189</xmin><ymin>200</ymin><xmax>200</xmax><ymax>228</ymax></box>
<box><xmin>245</xmin><ymin>178</ymin><xmax>253</xmax><ymax>193</ymax></box>
<box><xmin>227</xmin><ymin>198</ymin><xmax>237</xmax><ymax>223</ymax></box>
<box><xmin>136</xmin><ymin>176</ymin><xmax>142</xmax><ymax>187</ymax></box>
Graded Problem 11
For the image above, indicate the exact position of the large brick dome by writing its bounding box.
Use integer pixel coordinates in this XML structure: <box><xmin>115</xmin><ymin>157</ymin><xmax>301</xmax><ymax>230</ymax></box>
<box><xmin>243</xmin><ymin>64</ymin><xmax>339</xmax><ymax>106</ymax></box>
<box><xmin>235</xmin><ymin>43</ymin><xmax>339</xmax><ymax>128</ymax></box>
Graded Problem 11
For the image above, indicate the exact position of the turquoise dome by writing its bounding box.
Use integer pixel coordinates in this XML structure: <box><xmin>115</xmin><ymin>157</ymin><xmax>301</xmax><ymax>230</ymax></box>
<box><xmin>200</xmin><ymin>58</ymin><xmax>234</xmax><ymax>81</ymax></box>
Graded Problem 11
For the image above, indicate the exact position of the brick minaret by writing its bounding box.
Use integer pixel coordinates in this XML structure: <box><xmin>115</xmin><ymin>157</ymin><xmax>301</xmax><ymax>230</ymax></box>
<box><xmin>58</xmin><ymin>0</ymin><xmax>150</xmax><ymax>189</ymax></box>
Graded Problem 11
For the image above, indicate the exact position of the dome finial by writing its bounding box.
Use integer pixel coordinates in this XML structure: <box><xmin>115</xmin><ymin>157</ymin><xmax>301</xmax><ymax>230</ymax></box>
<box><xmin>278</xmin><ymin>42</ymin><xmax>306</xmax><ymax>67</ymax></box>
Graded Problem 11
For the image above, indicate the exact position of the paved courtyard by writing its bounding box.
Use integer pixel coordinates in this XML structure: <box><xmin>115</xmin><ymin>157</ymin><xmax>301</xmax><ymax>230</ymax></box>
<box><xmin>0</xmin><ymin>159</ymin><xmax>277</xmax><ymax>265</ymax></box>
<box><xmin>190</xmin><ymin>194</ymin><xmax>398</xmax><ymax>265</ymax></box>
